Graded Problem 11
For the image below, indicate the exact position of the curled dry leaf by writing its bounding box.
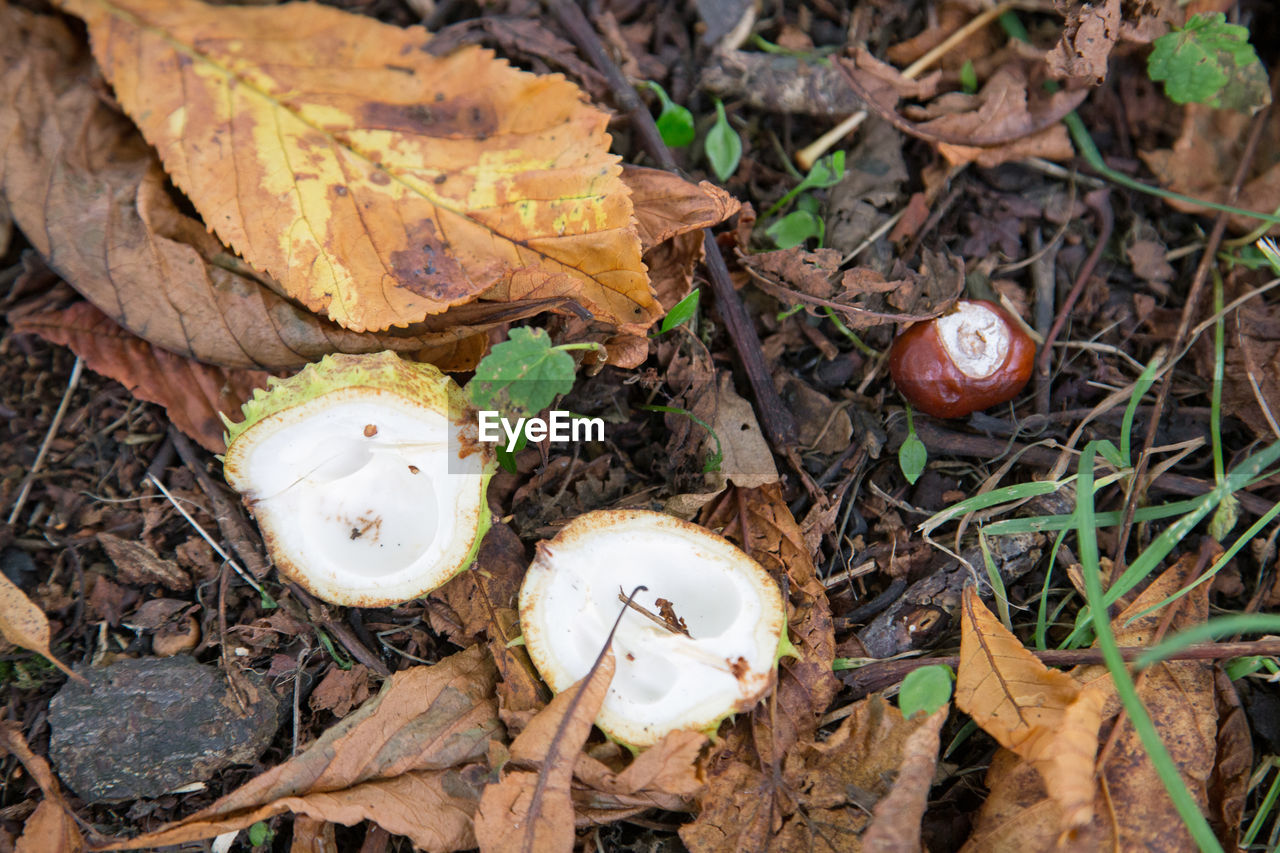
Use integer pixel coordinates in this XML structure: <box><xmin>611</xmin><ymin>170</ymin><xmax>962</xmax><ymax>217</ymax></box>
<box><xmin>59</xmin><ymin>0</ymin><xmax>659</xmax><ymax>334</ymax></box>
<box><xmin>0</xmin><ymin>572</ymin><xmax>84</xmax><ymax>684</ymax></box>
<box><xmin>0</xmin><ymin>4</ymin><xmax>554</xmax><ymax>371</ymax></box>
<box><xmin>0</xmin><ymin>722</ymin><xmax>85</xmax><ymax>853</ymax></box>
<box><xmin>964</xmin><ymin>557</ymin><xmax>1222</xmax><ymax>851</ymax></box>
<box><xmin>474</xmin><ymin>650</ymin><xmax>616</xmax><ymax>853</ymax></box>
<box><xmin>1046</xmin><ymin>0</ymin><xmax>1181</xmax><ymax>84</ymax></box>
<box><xmin>741</xmin><ymin>247</ymin><xmax>964</xmax><ymax>328</ymax></box>
<box><xmin>572</xmin><ymin>729</ymin><xmax>707</xmax><ymax>824</ymax></box>
<box><xmin>957</xmin><ymin>586</ymin><xmax>1104</xmax><ymax>837</ymax></box>
<box><xmin>13</xmin><ymin>303</ymin><xmax>269</xmax><ymax>453</ymax></box>
<box><xmin>624</xmin><ymin>166</ymin><xmax>740</xmax><ymax>250</ymax></box>
<box><xmin>839</xmin><ymin>56</ymin><xmax>1087</xmax><ymax>169</ymax></box>
<box><xmin>99</xmin><ymin>645</ymin><xmax>501</xmax><ymax>851</ymax></box>
<box><xmin>861</xmin><ymin>705</ymin><xmax>948</xmax><ymax>853</ymax></box>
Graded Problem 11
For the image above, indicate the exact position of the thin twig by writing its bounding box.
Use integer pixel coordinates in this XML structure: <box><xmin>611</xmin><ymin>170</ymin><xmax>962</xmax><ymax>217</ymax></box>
<box><xmin>833</xmin><ymin>639</ymin><xmax>1280</xmax><ymax>709</ymax></box>
<box><xmin>9</xmin><ymin>357</ymin><xmax>82</xmax><ymax>525</ymax></box>
<box><xmin>544</xmin><ymin>0</ymin><xmax>797</xmax><ymax>449</ymax></box>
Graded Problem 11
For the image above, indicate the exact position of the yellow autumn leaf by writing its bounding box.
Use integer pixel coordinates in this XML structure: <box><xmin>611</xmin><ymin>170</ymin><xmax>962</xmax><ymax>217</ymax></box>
<box><xmin>0</xmin><ymin>572</ymin><xmax>83</xmax><ymax>684</ymax></box>
<box><xmin>58</xmin><ymin>0</ymin><xmax>658</xmax><ymax>334</ymax></box>
<box><xmin>956</xmin><ymin>586</ymin><xmax>1104</xmax><ymax>835</ymax></box>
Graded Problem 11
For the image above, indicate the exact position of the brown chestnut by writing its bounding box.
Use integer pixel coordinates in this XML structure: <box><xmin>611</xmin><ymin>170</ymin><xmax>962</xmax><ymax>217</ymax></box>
<box><xmin>888</xmin><ymin>299</ymin><xmax>1034</xmax><ymax>418</ymax></box>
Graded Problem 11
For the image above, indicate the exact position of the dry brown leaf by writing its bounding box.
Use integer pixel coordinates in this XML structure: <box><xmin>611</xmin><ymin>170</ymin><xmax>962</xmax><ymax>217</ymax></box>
<box><xmin>97</xmin><ymin>532</ymin><xmax>193</xmax><ymax>590</ymax></box>
<box><xmin>1046</xmin><ymin>0</ymin><xmax>1181</xmax><ymax>84</ymax></box>
<box><xmin>741</xmin><ymin>247</ymin><xmax>964</xmax><ymax>328</ymax></box>
<box><xmin>309</xmin><ymin>664</ymin><xmax>373</xmax><ymax>719</ymax></box>
<box><xmin>0</xmin><ymin>5</ymin><xmax>552</xmax><ymax>371</ymax></box>
<box><xmin>624</xmin><ymin>166</ymin><xmax>740</xmax><ymax>250</ymax></box>
<box><xmin>965</xmin><ymin>558</ymin><xmax>1222</xmax><ymax>851</ymax></box>
<box><xmin>862</xmin><ymin>705</ymin><xmax>948</xmax><ymax>853</ymax></box>
<box><xmin>60</xmin><ymin>0</ymin><xmax>658</xmax><ymax>334</ymax></box>
<box><xmin>0</xmin><ymin>723</ymin><xmax>85</xmax><ymax>853</ymax></box>
<box><xmin>100</xmin><ymin>645</ymin><xmax>501</xmax><ymax>850</ymax></box>
<box><xmin>289</xmin><ymin>816</ymin><xmax>337</xmax><ymax>853</ymax></box>
<box><xmin>0</xmin><ymin>573</ymin><xmax>83</xmax><ymax>684</ymax></box>
<box><xmin>681</xmin><ymin>695</ymin><xmax>930</xmax><ymax>853</ymax></box>
<box><xmin>840</xmin><ymin>55</ymin><xmax>1085</xmax><ymax>169</ymax></box>
<box><xmin>474</xmin><ymin>650</ymin><xmax>616</xmax><ymax>853</ymax></box>
<box><xmin>1046</xmin><ymin>0</ymin><xmax>1121</xmax><ymax>84</ymax></box>
<box><xmin>1141</xmin><ymin>104</ymin><xmax>1280</xmax><ymax>235</ymax></box>
<box><xmin>664</xmin><ymin>373</ymin><xmax>780</xmax><ymax>517</ymax></box>
<box><xmin>12</xmin><ymin>302</ymin><xmax>271</xmax><ymax>453</ymax></box>
<box><xmin>957</xmin><ymin>587</ymin><xmax>1103</xmax><ymax>836</ymax></box>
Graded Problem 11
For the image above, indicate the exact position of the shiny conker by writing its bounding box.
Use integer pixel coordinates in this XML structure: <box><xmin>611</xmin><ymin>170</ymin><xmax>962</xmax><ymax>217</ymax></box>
<box><xmin>888</xmin><ymin>299</ymin><xmax>1035</xmax><ymax>419</ymax></box>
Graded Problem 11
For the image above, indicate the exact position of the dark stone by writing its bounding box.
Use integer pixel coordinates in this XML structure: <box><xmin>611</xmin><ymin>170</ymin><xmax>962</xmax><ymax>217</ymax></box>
<box><xmin>48</xmin><ymin>656</ymin><xmax>280</xmax><ymax>803</ymax></box>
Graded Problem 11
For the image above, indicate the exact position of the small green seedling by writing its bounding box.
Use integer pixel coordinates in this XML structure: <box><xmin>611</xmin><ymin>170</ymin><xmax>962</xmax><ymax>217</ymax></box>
<box><xmin>248</xmin><ymin>820</ymin><xmax>274</xmax><ymax>848</ymax></box>
<box><xmin>898</xmin><ymin>404</ymin><xmax>927</xmax><ymax>485</ymax></box>
<box><xmin>898</xmin><ymin>664</ymin><xmax>954</xmax><ymax>717</ymax></box>
<box><xmin>660</xmin><ymin>288</ymin><xmax>701</xmax><ymax>334</ymax></box>
<box><xmin>468</xmin><ymin>327</ymin><xmax>602</xmax><ymax>419</ymax></box>
<box><xmin>765</xmin><ymin>209</ymin><xmax>823</xmax><ymax>249</ymax></box>
<box><xmin>959</xmin><ymin>60</ymin><xmax>978</xmax><ymax>94</ymax></box>
<box><xmin>1148</xmin><ymin>12</ymin><xmax>1269</xmax><ymax>112</ymax></box>
<box><xmin>764</xmin><ymin>150</ymin><xmax>845</xmax><ymax>218</ymax></box>
<box><xmin>644</xmin><ymin>81</ymin><xmax>695</xmax><ymax>147</ymax></box>
<box><xmin>705</xmin><ymin>100</ymin><xmax>742</xmax><ymax>182</ymax></box>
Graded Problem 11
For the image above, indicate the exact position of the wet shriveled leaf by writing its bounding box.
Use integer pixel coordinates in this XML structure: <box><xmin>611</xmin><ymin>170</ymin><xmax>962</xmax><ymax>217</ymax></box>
<box><xmin>474</xmin><ymin>651</ymin><xmax>616</xmax><ymax>853</ymax></box>
<box><xmin>0</xmin><ymin>5</ymin><xmax>539</xmax><ymax>371</ymax></box>
<box><xmin>13</xmin><ymin>302</ymin><xmax>270</xmax><ymax>453</ymax></box>
<box><xmin>59</xmin><ymin>0</ymin><xmax>659</xmax><ymax>334</ymax></box>
<box><xmin>956</xmin><ymin>586</ymin><xmax>1105</xmax><ymax>836</ymax></box>
<box><xmin>0</xmin><ymin>723</ymin><xmax>85</xmax><ymax>853</ymax></box>
<box><xmin>100</xmin><ymin>645</ymin><xmax>501</xmax><ymax>851</ymax></box>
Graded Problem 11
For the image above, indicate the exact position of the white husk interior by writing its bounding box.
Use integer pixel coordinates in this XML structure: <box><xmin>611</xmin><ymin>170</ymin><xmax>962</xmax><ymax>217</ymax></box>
<box><xmin>521</xmin><ymin>512</ymin><xmax>785</xmax><ymax>747</ymax></box>
<box><xmin>231</xmin><ymin>387</ymin><xmax>485</xmax><ymax>604</ymax></box>
<box><xmin>936</xmin><ymin>301</ymin><xmax>1009</xmax><ymax>378</ymax></box>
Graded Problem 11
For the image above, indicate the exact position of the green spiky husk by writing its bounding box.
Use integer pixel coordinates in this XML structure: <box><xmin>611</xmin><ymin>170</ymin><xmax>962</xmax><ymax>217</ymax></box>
<box><xmin>222</xmin><ymin>351</ymin><xmax>467</xmax><ymax>450</ymax></box>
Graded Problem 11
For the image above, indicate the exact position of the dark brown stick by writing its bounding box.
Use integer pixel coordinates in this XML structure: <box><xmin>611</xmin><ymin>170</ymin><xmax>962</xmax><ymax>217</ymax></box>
<box><xmin>1112</xmin><ymin>74</ymin><xmax>1279</xmax><ymax>576</ymax></box>
<box><xmin>1037</xmin><ymin>189</ymin><xmax>1112</xmax><ymax>404</ymax></box>
<box><xmin>885</xmin><ymin>418</ymin><xmax>1276</xmax><ymax>517</ymax></box>
<box><xmin>544</xmin><ymin>0</ymin><xmax>797</xmax><ymax>448</ymax></box>
<box><xmin>840</xmin><ymin>640</ymin><xmax>1280</xmax><ymax>700</ymax></box>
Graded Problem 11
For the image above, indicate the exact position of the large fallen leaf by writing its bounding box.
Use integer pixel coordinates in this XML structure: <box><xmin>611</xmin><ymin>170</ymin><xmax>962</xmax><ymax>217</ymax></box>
<box><xmin>474</xmin><ymin>650</ymin><xmax>615</xmax><ymax>853</ymax></box>
<box><xmin>956</xmin><ymin>586</ymin><xmax>1104</xmax><ymax>836</ymax></box>
<box><xmin>0</xmin><ymin>573</ymin><xmax>83</xmax><ymax>683</ymax></box>
<box><xmin>101</xmin><ymin>645</ymin><xmax>501</xmax><ymax>851</ymax></box>
<box><xmin>0</xmin><ymin>4</ymin><xmax>550</xmax><ymax>371</ymax></box>
<box><xmin>0</xmin><ymin>723</ymin><xmax>85</xmax><ymax>853</ymax></box>
<box><xmin>59</xmin><ymin>0</ymin><xmax>659</xmax><ymax>334</ymax></box>
<box><xmin>13</xmin><ymin>302</ymin><xmax>270</xmax><ymax>453</ymax></box>
<box><xmin>964</xmin><ymin>557</ymin><xmax>1226</xmax><ymax>850</ymax></box>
